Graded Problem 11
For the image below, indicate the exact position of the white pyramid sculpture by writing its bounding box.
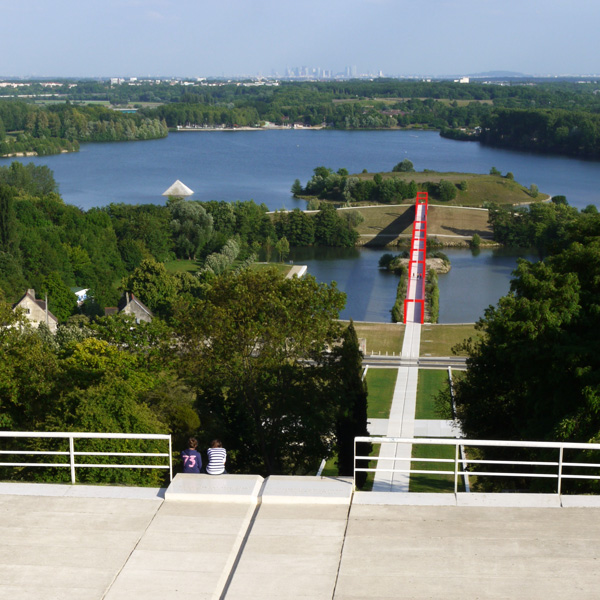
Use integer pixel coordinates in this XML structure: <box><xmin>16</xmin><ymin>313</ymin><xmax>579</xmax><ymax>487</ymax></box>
<box><xmin>162</xmin><ymin>180</ymin><xmax>194</xmax><ymax>197</ymax></box>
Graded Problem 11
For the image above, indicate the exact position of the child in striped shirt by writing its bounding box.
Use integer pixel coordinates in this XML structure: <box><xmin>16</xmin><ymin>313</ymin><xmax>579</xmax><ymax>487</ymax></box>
<box><xmin>206</xmin><ymin>439</ymin><xmax>227</xmax><ymax>475</ymax></box>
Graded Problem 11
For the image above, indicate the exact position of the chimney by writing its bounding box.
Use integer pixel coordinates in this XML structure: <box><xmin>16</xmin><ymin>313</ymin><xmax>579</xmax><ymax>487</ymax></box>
<box><xmin>27</xmin><ymin>289</ymin><xmax>36</xmax><ymax>299</ymax></box>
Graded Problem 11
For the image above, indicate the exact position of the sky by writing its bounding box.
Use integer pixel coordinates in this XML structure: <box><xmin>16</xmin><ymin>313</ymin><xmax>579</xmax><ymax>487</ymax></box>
<box><xmin>0</xmin><ymin>0</ymin><xmax>598</xmax><ymax>78</ymax></box>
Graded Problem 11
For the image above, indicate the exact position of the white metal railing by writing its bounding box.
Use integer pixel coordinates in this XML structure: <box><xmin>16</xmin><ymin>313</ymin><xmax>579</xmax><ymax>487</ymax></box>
<box><xmin>0</xmin><ymin>432</ymin><xmax>172</xmax><ymax>484</ymax></box>
<box><xmin>354</xmin><ymin>437</ymin><xmax>600</xmax><ymax>494</ymax></box>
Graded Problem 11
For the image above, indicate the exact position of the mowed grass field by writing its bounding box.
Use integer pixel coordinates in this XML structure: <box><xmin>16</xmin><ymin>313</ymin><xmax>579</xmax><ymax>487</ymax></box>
<box><xmin>365</xmin><ymin>368</ymin><xmax>398</xmax><ymax>419</ymax></box>
<box><xmin>349</xmin><ymin>203</ymin><xmax>493</xmax><ymax>243</ymax></box>
<box><xmin>420</xmin><ymin>323</ymin><xmax>479</xmax><ymax>356</ymax></box>
<box><xmin>347</xmin><ymin>321</ymin><xmax>405</xmax><ymax>355</ymax></box>
<box><xmin>415</xmin><ymin>369</ymin><xmax>450</xmax><ymax>420</ymax></box>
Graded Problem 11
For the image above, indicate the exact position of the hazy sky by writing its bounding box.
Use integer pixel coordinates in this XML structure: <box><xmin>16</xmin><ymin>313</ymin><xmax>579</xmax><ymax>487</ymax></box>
<box><xmin>0</xmin><ymin>0</ymin><xmax>598</xmax><ymax>78</ymax></box>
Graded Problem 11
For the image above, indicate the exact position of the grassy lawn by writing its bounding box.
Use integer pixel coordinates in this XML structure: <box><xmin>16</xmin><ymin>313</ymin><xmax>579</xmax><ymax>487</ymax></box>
<box><xmin>365</xmin><ymin>368</ymin><xmax>398</xmax><ymax>419</ymax></box>
<box><xmin>409</xmin><ymin>442</ymin><xmax>465</xmax><ymax>493</ymax></box>
<box><xmin>347</xmin><ymin>321</ymin><xmax>405</xmax><ymax>355</ymax></box>
<box><xmin>320</xmin><ymin>443</ymin><xmax>380</xmax><ymax>492</ymax></box>
<box><xmin>351</xmin><ymin>203</ymin><xmax>493</xmax><ymax>245</ymax></box>
<box><xmin>164</xmin><ymin>259</ymin><xmax>201</xmax><ymax>274</ymax></box>
<box><xmin>248</xmin><ymin>262</ymin><xmax>291</xmax><ymax>275</ymax></box>
<box><xmin>416</xmin><ymin>370</ymin><xmax>450</xmax><ymax>419</ymax></box>
<box><xmin>426</xmin><ymin>205</ymin><xmax>492</xmax><ymax>239</ymax></box>
<box><xmin>420</xmin><ymin>323</ymin><xmax>479</xmax><ymax>357</ymax></box>
<box><xmin>352</xmin><ymin>171</ymin><xmax>548</xmax><ymax>207</ymax></box>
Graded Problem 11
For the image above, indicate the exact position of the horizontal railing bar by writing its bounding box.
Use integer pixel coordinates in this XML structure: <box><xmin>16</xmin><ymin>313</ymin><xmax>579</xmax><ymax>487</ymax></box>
<box><xmin>355</xmin><ymin>468</ymin><xmax>600</xmax><ymax>483</ymax></box>
<box><xmin>73</xmin><ymin>452</ymin><xmax>169</xmax><ymax>457</ymax></box>
<box><xmin>357</xmin><ymin>468</ymin><xmax>455</xmax><ymax>476</ymax></box>
<box><xmin>0</xmin><ymin>450</ymin><xmax>70</xmax><ymax>456</ymax></box>
<box><xmin>562</xmin><ymin>462</ymin><xmax>600</xmax><ymax>469</ymax></box>
<box><xmin>0</xmin><ymin>462</ymin><xmax>70</xmax><ymax>468</ymax></box>
<box><xmin>361</xmin><ymin>456</ymin><xmax>455</xmax><ymax>464</ymax></box>
<box><xmin>0</xmin><ymin>432</ymin><xmax>170</xmax><ymax>440</ymax></box>
<box><xmin>355</xmin><ymin>436</ymin><xmax>600</xmax><ymax>451</ymax></box>
<box><xmin>74</xmin><ymin>464</ymin><xmax>170</xmax><ymax>470</ymax></box>
<box><xmin>458</xmin><ymin>471</ymin><xmax>557</xmax><ymax>479</ymax></box>
<box><xmin>467</xmin><ymin>459</ymin><xmax>558</xmax><ymax>467</ymax></box>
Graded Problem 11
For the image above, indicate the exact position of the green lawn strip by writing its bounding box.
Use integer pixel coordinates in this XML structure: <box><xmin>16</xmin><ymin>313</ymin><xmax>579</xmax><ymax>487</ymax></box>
<box><xmin>365</xmin><ymin>368</ymin><xmax>398</xmax><ymax>419</ymax></box>
<box><xmin>248</xmin><ymin>262</ymin><xmax>291</xmax><ymax>275</ymax></box>
<box><xmin>163</xmin><ymin>259</ymin><xmax>201</xmax><ymax>274</ymax></box>
<box><xmin>320</xmin><ymin>454</ymin><xmax>338</xmax><ymax>477</ymax></box>
<box><xmin>359</xmin><ymin>443</ymin><xmax>382</xmax><ymax>492</ymax></box>
<box><xmin>420</xmin><ymin>323</ymin><xmax>479</xmax><ymax>357</ymax></box>
<box><xmin>348</xmin><ymin>321</ymin><xmax>405</xmax><ymax>355</ymax></box>
<box><xmin>416</xmin><ymin>369</ymin><xmax>450</xmax><ymax>419</ymax></box>
<box><xmin>409</xmin><ymin>441</ymin><xmax>465</xmax><ymax>493</ymax></box>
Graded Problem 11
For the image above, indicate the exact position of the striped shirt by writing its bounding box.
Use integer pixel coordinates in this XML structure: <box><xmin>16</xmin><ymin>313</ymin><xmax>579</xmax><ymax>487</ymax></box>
<box><xmin>206</xmin><ymin>447</ymin><xmax>227</xmax><ymax>475</ymax></box>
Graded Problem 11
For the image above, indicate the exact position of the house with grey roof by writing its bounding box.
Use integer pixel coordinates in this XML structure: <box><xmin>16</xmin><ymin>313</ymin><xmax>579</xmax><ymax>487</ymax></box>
<box><xmin>104</xmin><ymin>292</ymin><xmax>153</xmax><ymax>323</ymax></box>
<box><xmin>13</xmin><ymin>289</ymin><xmax>59</xmax><ymax>333</ymax></box>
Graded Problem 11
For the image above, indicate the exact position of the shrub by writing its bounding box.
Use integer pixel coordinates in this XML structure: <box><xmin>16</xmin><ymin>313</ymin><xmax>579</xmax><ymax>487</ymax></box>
<box><xmin>392</xmin><ymin>159</ymin><xmax>415</xmax><ymax>173</ymax></box>
<box><xmin>439</xmin><ymin>180</ymin><xmax>457</xmax><ymax>202</ymax></box>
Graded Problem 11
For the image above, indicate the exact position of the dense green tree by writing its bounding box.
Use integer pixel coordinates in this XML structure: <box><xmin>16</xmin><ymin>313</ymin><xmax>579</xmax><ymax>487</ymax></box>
<box><xmin>40</xmin><ymin>271</ymin><xmax>78</xmax><ymax>322</ymax></box>
<box><xmin>392</xmin><ymin>159</ymin><xmax>415</xmax><ymax>172</ymax></box>
<box><xmin>275</xmin><ymin>236</ymin><xmax>290</xmax><ymax>262</ymax></box>
<box><xmin>438</xmin><ymin>179</ymin><xmax>458</xmax><ymax>202</ymax></box>
<box><xmin>174</xmin><ymin>268</ymin><xmax>346</xmax><ymax>475</ymax></box>
<box><xmin>291</xmin><ymin>179</ymin><xmax>303</xmax><ymax>196</ymax></box>
<box><xmin>120</xmin><ymin>259</ymin><xmax>179</xmax><ymax>317</ymax></box>
<box><xmin>169</xmin><ymin>199</ymin><xmax>213</xmax><ymax>260</ymax></box>
<box><xmin>0</xmin><ymin>301</ymin><xmax>59</xmax><ymax>430</ymax></box>
<box><xmin>0</xmin><ymin>184</ymin><xmax>18</xmax><ymax>253</ymax></box>
<box><xmin>452</xmin><ymin>241</ymin><xmax>600</xmax><ymax>492</ymax></box>
<box><xmin>314</xmin><ymin>204</ymin><xmax>358</xmax><ymax>247</ymax></box>
<box><xmin>334</xmin><ymin>322</ymin><xmax>371</xmax><ymax>487</ymax></box>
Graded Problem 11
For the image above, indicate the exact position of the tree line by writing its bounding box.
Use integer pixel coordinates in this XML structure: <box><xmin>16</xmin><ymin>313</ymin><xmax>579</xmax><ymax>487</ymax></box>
<box><xmin>0</xmin><ymin>101</ymin><xmax>167</xmax><ymax>156</ymax></box>
<box><xmin>0</xmin><ymin>163</ymin><xmax>365</xmax><ymax>318</ymax></box>
<box><xmin>445</xmin><ymin>199</ymin><xmax>600</xmax><ymax>493</ymax></box>
<box><xmin>0</xmin><ymin>269</ymin><xmax>369</xmax><ymax>486</ymax></box>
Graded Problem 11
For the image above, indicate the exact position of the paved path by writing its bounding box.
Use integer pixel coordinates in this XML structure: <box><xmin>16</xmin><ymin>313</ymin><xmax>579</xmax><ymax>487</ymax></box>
<box><xmin>372</xmin><ymin>199</ymin><xmax>426</xmax><ymax>492</ymax></box>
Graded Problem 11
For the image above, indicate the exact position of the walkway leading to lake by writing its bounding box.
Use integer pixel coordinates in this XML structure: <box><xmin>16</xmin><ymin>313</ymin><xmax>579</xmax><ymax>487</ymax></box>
<box><xmin>373</xmin><ymin>194</ymin><xmax>428</xmax><ymax>492</ymax></box>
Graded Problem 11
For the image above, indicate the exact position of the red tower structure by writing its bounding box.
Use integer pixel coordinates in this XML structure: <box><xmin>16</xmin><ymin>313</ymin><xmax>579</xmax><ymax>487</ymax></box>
<box><xmin>403</xmin><ymin>191</ymin><xmax>428</xmax><ymax>324</ymax></box>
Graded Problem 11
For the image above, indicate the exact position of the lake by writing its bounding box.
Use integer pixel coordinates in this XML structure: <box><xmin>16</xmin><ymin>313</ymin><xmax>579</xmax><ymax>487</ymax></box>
<box><xmin>1</xmin><ymin>130</ymin><xmax>595</xmax><ymax>322</ymax></box>
<box><xmin>3</xmin><ymin>129</ymin><xmax>600</xmax><ymax>211</ymax></box>
<box><xmin>288</xmin><ymin>246</ymin><xmax>536</xmax><ymax>324</ymax></box>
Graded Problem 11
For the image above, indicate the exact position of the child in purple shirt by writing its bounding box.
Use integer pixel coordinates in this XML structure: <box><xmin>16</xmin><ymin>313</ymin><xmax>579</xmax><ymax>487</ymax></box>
<box><xmin>181</xmin><ymin>437</ymin><xmax>203</xmax><ymax>473</ymax></box>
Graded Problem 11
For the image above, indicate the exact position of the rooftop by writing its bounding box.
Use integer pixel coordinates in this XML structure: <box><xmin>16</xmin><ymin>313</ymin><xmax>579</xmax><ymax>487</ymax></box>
<box><xmin>2</xmin><ymin>475</ymin><xmax>600</xmax><ymax>599</ymax></box>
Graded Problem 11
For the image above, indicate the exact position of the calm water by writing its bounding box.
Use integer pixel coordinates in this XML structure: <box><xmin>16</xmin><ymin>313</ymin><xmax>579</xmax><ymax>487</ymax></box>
<box><xmin>3</xmin><ymin>130</ymin><xmax>600</xmax><ymax>211</ymax></box>
<box><xmin>2</xmin><ymin>130</ymin><xmax>596</xmax><ymax>322</ymax></box>
<box><xmin>288</xmin><ymin>246</ymin><xmax>536</xmax><ymax>324</ymax></box>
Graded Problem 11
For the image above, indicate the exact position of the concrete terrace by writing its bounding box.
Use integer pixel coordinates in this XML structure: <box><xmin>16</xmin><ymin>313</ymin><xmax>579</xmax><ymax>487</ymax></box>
<box><xmin>2</xmin><ymin>476</ymin><xmax>600</xmax><ymax>600</ymax></box>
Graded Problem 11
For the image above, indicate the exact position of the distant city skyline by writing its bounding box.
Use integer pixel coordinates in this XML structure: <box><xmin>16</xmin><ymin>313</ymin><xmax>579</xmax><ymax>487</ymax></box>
<box><xmin>0</xmin><ymin>0</ymin><xmax>598</xmax><ymax>79</ymax></box>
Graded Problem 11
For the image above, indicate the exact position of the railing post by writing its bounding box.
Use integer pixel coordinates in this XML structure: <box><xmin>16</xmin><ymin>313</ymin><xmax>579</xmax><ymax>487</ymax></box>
<box><xmin>353</xmin><ymin>438</ymin><xmax>357</xmax><ymax>492</ymax></box>
<box><xmin>557</xmin><ymin>446</ymin><xmax>564</xmax><ymax>495</ymax></box>
<box><xmin>168</xmin><ymin>436</ymin><xmax>173</xmax><ymax>482</ymax></box>
<box><xmin>454</xmin><ymin>443</ymin><xmax>459</xmax><ymax>494</ymax></box>
<box><xmin>69</xmin><ymin>436</ymin><xmax>76</xmax><ymax>484</ymax></box>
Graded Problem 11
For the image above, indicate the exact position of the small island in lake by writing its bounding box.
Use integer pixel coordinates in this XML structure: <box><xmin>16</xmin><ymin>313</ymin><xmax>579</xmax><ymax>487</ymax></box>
<box><xmin>291</xmin><ymin>162</ymin><xmax>549</xmax><ymax>247</ymax></box>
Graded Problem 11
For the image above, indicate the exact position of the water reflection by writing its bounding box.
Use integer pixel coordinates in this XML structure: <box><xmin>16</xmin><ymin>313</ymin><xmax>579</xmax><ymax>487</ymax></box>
<box><xmin>285</xmin><ymin>246</ymin><xmax>536</xmax><ymax>324</ymax></box>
